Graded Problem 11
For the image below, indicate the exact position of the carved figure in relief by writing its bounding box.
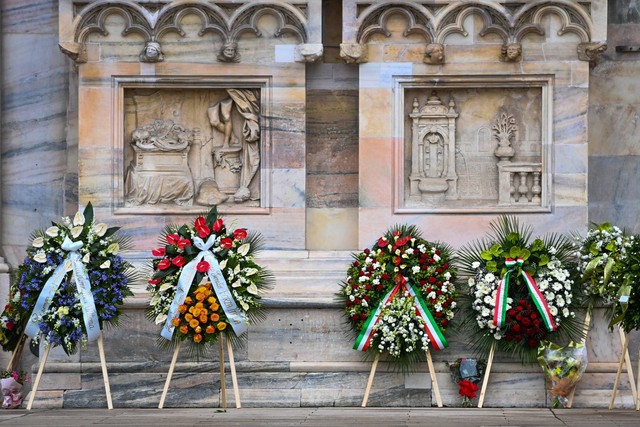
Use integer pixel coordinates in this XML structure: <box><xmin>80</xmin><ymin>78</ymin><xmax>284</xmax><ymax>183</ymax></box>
<box><xmin>140</xmin><ymin>41</ymin><xmax>164</xmax><ymax>63</ymax></box>
<box><xmin>425</xmin><ymin>132</ymin><xmax>446</xmax><ymax>178</ymax></box>
<box><xmin>124</xmin><ymin>119</ymin><xmax>195</xmax><ymax>206</ymax></box>
<box><xmin>501</xmin><ymin>43</ymin><xmax>522</xmax><ymax>62</ymax></box>
<box><xmin>200</xmin><ymin>89</ymin><xmax>260</xmax><ymax>205</ymax></box>
<box><xmin>424</xmin><ymin>43</ymin><xmax>445</xmax><ymax>65</ymax></box>
<box><xmin>217</xmin><ymin>42</ymin><xmax>240</xmax><ymax>63</ymax></box>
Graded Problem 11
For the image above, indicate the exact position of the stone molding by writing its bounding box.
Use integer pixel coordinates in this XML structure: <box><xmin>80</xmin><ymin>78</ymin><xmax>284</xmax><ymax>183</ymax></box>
<box><xmin>59</xmin><ymin>0</ymin><xmax>312</xmax><ymax>63</ymax></box>
<box><xmin>348</xmin><ymin>0</ymin><xmax>602</xmax><ymax>63</ymax></box>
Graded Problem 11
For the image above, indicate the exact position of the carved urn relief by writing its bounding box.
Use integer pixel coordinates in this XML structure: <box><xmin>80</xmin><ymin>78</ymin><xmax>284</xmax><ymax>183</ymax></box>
<box><xmin>409</xmin><ymin>91</ymin><xmax>458</xmax><ymax>202</ymax></box>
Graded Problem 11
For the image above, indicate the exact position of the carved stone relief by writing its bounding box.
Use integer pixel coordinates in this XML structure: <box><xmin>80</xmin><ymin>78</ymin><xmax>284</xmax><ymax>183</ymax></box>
<box><xmin>404</xmin><ymin>86</ymin><xmax>545</xmax><ymax>210</ymax></box>
<box><xmin>123</xmin><ymin>88</ymin><xmax>261</xmax><ymax>208</ymax></box>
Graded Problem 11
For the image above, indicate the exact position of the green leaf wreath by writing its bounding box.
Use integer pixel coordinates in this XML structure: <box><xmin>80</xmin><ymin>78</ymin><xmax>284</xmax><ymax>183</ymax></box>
<box><xmin>0</xmin><ymin>202</ymin><xmax>135</xmax><ymax>355</ymax></box>
<box><xmin>457</xmin><ymin>216</ymin><xmax>583</xmax><ymax>364</ymax></box>
<box><xmin>146</xmin><ymin>207</ymin><xmax>273</xmax><ymax>356</ymax></box>
<box><xmin>336</xmin><ymin>224</ymin><xmax>458</xmax><ymax>370</ymax></box>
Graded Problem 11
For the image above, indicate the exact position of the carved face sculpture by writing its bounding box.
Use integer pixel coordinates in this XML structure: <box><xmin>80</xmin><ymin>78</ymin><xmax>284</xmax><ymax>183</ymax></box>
<box><xmin>1</xmin><ymin>378</ymin><xmax>23</xmax><ymax>409</ymax></box>
<box><xmin>424</xmin><ymin>43</ymin><xmax>445</xmax><ymax>64</ymax></box>
<box><xmin>222</xmin><ymin>43</ymin><xmax>237</xmax><ymax>59</ymax></box>
<box><xmin>504</xmin><ymin>43</ymin><xmax>522</xmax><ymax>61</ymax></box>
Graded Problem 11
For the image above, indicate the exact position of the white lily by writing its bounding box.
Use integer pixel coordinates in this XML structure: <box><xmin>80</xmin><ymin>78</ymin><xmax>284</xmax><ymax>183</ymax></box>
<box><xmin>94</xmin><ymin>223</ymin><xmax>108</xmax><ymax>237</ymax></box>
<box><xmin>244</xmin><ymin>267</ymin><xmax>258</xmax><ymax>276</ymax></box>
<box><xmin>155</xmin><ymin>313</ymin><xmax>167</xmax><ymax>325</ymax></box>
<box><xmin>159</xmin><ymin>283</ymin><xmax>173</xmax><ymax>293</ymax></box>
<box><xmin>73</xmin><ymin>210</ymin><xmax>85</xmax><ymax>226</ymax></box>
<box><xmin>247</xmin><ymin>284</ymin><xmax>259</xmax><ymax>295</ymax></box>
<box><xmin>34</xmin><ymin>251</ymin><xmax>47</xmax><ymax>263</ymax></box>
<box><xmin>32</xmin><ymin>237</ymin><xmax>44</xmax><ymax>248</ymax></box>
<box><xmin>45</xmin><ymin>226</ymin><xmax>59</xmax><ymax>237</ymax></box>
<box><xmin>99</xmin><ymin>260</ymin><xmax>111</xmax><ymax>269</ymax></box>
<box><xmin>237</xmin><ymin>243</ymin><xmax>250</xmax><ymax>256</ymax></box>
<box><xmin>82</xmin><ymin>253</ymin><xmax>90</xmax><ymax>263</ymax></box>
<box><xmin>71</xmin><ymin>226</ymin><xmax>83</xmax><ymax>238</ymax></box>
<box><xmin>107</xmin><ymin>243</ymin><xmax>119</xmax><ymax>255</ymax></box>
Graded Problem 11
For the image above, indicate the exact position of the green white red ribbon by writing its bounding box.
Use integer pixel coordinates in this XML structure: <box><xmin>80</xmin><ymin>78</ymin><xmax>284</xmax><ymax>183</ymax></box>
<box><xmin>353</xmin><ymin>281</ymin><xmax>447</xmax><ymax>352</ymax></box>
<box><xmin>493</xmin><ymin>258</ymin><xmax>557</xmax><ymax>331</ymax></box>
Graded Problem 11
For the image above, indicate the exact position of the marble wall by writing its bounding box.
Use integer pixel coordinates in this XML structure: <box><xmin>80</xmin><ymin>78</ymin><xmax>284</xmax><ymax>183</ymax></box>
<box><xmin>1</xmin><ymin>0</ymin><xmax>640</xmax><ymax>410</ymax></box>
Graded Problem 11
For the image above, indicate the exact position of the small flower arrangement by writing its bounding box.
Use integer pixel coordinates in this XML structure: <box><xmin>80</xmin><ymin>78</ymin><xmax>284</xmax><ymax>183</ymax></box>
<box><xmin>147</xmin><ymin>207</ymin><xmax>272</xmax><ymax>352</ymax></box>
<box><xmin>337</xmin><ymin>224</ymin><xmax>458</xmax><ymax>368</ymax></box>
<box><xmin>458</xmin><ymin>216</ymin><xmax>582</xmax><ymax>363</ymax></box>
<box><xmin>0</xmin><ymin>370</ymin><xmax>29</xmax><ymax>385</ymax></box>
<box><xmin>447</xmin><ymin>358</ymin><xmax>486</xmax><ymax>407</ymax></box>
<box><xmin>537</xmin><ymin>341</ymin><xmax>587</xmax><ymax>408</ymax></box>
<box><xmin>0</xmin><ymin>203</ymin><xmax>134</xmax><ymax>355</ymax></box>
<box><xmin>607</xmin><ymin>236</ymin><xmax>640</xmax><ymax>333</ymax></box>
<box><xmin>573</xmin><ymin>222</ymin><xmax>634</xmax><ymax>307</ymax></box>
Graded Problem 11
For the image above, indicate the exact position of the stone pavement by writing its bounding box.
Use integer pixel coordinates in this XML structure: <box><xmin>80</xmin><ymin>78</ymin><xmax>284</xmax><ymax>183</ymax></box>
<box><xmin>0</xmin><ymin>407</ymin><xmax>638</xmax><ymax>427</ymax></box>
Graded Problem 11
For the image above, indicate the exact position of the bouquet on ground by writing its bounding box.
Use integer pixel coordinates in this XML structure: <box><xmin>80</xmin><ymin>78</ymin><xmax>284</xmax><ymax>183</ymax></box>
<box><xmin>147</xmin><ymin>207</ymin><xmax>272</xmax><ymax>352</ymax></box>
<box><xmin>0</xmin><ymin>370</ymin><xmax>29</xmax><ymax>409</ymax></box>
<box><xmin>446</xmin><ymin>358</ymin><xmax>486</xmax><ymax>407</ymax></box>
<box><xmin>537</xmin><ymin>341</ymin><xmax>587</xmax><ymax>408</ymax></box>
<box><xmin>0</xmin><ymin>203</ymin><xmax>134</xmax><ymax>355</ymax></box>
<box><xmin>458</xmin><ymin>216</ymin><xmax>582</xmax><ymax>363</ymax></box>
<box><xmin>337</xmin><ymin>224</ymin><xmax>458</xmax><ymax>368</ymax></box>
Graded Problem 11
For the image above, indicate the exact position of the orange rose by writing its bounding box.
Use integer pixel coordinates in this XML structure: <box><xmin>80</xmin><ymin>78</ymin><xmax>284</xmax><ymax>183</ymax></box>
<box><xmin>185</xmin><ymin>313</ymin><xmax>193</xmax><ymax>322</ymax></box>
<box><xmin>193</xmin><ymin>334</ymin><xmax>203</xmax><ymax>343</ymax></box>
<box><xmin>205</xmin><ymin>325</ymin><xmax>215</xmax><ymax>334</ymax></box>
<box><xmin>217</xmin><ymin>322</ymin><xmax>227</xmax><ymax>331</ymax></box>
<box><xmin>210</xmin><ymin>303</ymin><xmax>220</xmax><ymax>311</ymax></box>
<box><xmin>207</xmin><ymin>297</ymin><xmax>217</xmax><ymax>304</ymax></box>
<box><xmin>184</xmin><ymin>297</ymin><xmax>193</xmax><ymax>305</ymax></box>
<box><xmin>179</xmin><ymin>325</ymin><xmax>188</xmax><ymax>334</ymax></box>
<box><xmin>195</xmin><ymin>326</ymin><xmax>202</xmax><ymax>334</ymax></box>
<box><xmin>199</xmin><ymin>314</ymin><xmax>208</xmax><ymax>323</ymax></box>
<box><xmin>193</xmin><ymin>308</ymin><xmax>201</xmax><ymax>317</ymax></box>
<box><xmin>178</xmin><ymin>304</ymin><xmax>187</xmax><ymax>314</ymax></box>
<box><xmin>210</xmin><ymin>313</ymin><xmax>220</xmax><ymax>322</ymax></box>
<box><xmin>171</xmin><ymin>318</ymin><xmax>180</xmax><ymax>327</ymax></box>
<box><xmin>189</xmin><ymin>319</ymin><xmax>199</xmax><ymax>329</ymax></box>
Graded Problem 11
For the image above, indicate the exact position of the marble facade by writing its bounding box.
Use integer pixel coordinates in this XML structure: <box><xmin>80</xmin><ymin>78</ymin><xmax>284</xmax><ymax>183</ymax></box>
<box><xmin>2</xmin><ymin>0</ymin><xmax>640</xmax><ymax>410</ymax></box>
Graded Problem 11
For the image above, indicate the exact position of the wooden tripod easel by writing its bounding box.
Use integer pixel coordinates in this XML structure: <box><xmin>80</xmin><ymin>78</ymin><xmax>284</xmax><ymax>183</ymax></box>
<box><xmin>5</xmin><ymin>334</ymin><xmax>27</xmax><ymax>373</ymax></box>
<box><xmin>26</xmin><ymin>333</ymin><xmax>113</xmax><ymax>410</ymax></box>
<box><xmin>361</xmin><ymin>349</ymin><xmax>442</xmax><ymax>407</ymax></box>
<box><xmin>158</xmin><ymin>335</ymin><xmax>241</xmax><ymax>409</ymax></box>
<box><xmin>609</xmin><ymin>327</ymin><xmax>639</xmax><ymax>411</ymax></box>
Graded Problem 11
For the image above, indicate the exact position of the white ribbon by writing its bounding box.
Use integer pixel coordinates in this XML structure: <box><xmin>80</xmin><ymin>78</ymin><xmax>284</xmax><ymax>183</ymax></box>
<box><xmin>160</xmin><ymin>236</ymin><xmax>248</xmax><ymax>340</ymax></box>
<box><xmin>25</xmin><ymin>236</ymin><xmax>101</xmax><ymax>342</ymax></box>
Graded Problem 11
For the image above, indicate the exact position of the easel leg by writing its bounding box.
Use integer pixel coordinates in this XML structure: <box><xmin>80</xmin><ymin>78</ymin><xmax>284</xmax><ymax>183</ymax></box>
<box><xmin>426</xmin><ymin>349</ymin><xmax>442</xmax><ymax>407</ymax></box>
<box><xmin>6</xmin><ymin>334</ymin><xmax>27</xmax><ymax>372</ymax></box>
<box><xmin>636</xmin><ymin>346</ymin><xmax>640</xmax><ymax>411</ymax></box>
<box><xmin>97</xmin><ymin>334</ymin><xmax>113</xmax><ymax>409</ymax></box>
<box><xmin>26</xmin><ymin>344</ymin><xmax>51</xmax><ymax>410</ymax></box>
<box><xmin>361</xmin><ymin>353</ymin><xmax>380</xmax><ymax>407</ymax></box>
<box><xmin>567</xmin><ymin>309</ymin><xmax>592</xmax><ymax>408</ymax></box>
<box><xmin>219</xmin><ymin>338</ymin><xmax>227</xmax><ymax>410</ymax></box>
<box><xmin>226</xmin><ymin>337</ymin><xmax>241</xmax><ymax>409</ymax></box>
<box><xmin>158</xmin><ymin>342</ymin><xmax>181</xmax><ymax>409</ymax></box>
<box><xmin>609</xmin><ymin>332</ymin><xmax>630</xmax><ymax>410</ymax></box>
<box><xmin>619</xmin><ymin>328</ymin><xmax>638</xmax><ymax>403</ymax></box>
<box><xmin>477</xmin><ymin>341</ymin><xmax>496</xmax><ymax>408</ymax></box>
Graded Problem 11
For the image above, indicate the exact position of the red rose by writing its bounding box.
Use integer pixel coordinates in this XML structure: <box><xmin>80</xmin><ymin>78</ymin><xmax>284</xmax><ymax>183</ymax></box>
<box><xmin>363</xmin><ymin>248</ymin><xmax>370</xmax><ymax>254</ymax></box>
<box><xmin>148</xmin><ymin>278</ymin><xmax>161</xmax><ymax>286</ymax></box>
<box><xmin>158</xmin><ymin>258</ymin><xmax>172</xmax><ymax>270</ymax></box>
<box><xmin>152</xmin><ymin>247</ymin><xmax>166</xmax><ymax>257</ymax></box>
<box><xmin>6</xmin><ymin>322</ymin><xmax>14</xmax><ymax>331</ymax></box>
<box><xmin>359</xmin><ymin>313</ymin><xmax>367</xmax><ymax>320</ymax></box>
<box><xmin>458</xmin><ymin>380</ymin><xmax>478</xmax><ymax>399</ymax></box>
<box><xmin>213</xmin><ymin>218</ymin><xmax>224</xmax><ymax>233</ymax></box>
<box><xmin>177</xmin><ymin>238</ymin><xmax>192</xmax><ymax>250</ymax></box>
<box><xmin>166</xmin><ymin>233</ymin><xmax>180</xmax><ymax>245</ymax></box>
<box><xmin>197</xmin><ymin>261</ymin><xmax>210</xmax><ymax>273</ymax></box>
<box><xmin>351</xmin><ymin>315</ymin><xmax>359</xmax><ymax>322</ymax></box>
<box><xmin>440</xmin><ymin>319</ymin><xmax>449</xmax><ymax>327</ymax></box>
<box><xmin>220</xmin><ymin>237</ymin><xmax>233</xmax><ymax>249</ymax></box>
<box><xmin>233</xmin><ymin>228</ymin><xmax>248</xmax><ymax>240</ymax></box>
<box><xmin>428</xmin><ymin>277</ymin><xmax>436</xmax><ymax>284</ymax></box>
<box><xmin>172</xmin><ymin>256</ymin><xmax>186</xmax><ymax>267</ymax></box>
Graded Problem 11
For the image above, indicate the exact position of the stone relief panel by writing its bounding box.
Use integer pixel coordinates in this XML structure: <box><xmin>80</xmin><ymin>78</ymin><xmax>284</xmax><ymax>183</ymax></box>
<box><xmin>401</xmin><ymin>86</ymin><xmax>546</xmax><ymax>211</ymax></box>
<box><xmin>122</xmin><ymin>88</ymin><xmax>261</xmax><ymax>209</ymax></box>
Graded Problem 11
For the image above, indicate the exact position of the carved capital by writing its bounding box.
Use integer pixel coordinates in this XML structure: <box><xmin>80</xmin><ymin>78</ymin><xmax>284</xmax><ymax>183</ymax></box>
<box><xmin>340</xmin><ymin>43</ymin><xmax>367</xmax><ymax>64</ymax></box>
<box><xmin>295</xmin><ymin>44</ymin><xmax>323</xmax><ymax>63</ymax></box>
<box><xmin>577</xmin><ymin>41</ymin><xmax>607</xmax><ymax>66</ymax></box>
<box><xmin>59</xmin><ymin>42</ymin><xmax>87</xmax><ymax>63</ymax></box>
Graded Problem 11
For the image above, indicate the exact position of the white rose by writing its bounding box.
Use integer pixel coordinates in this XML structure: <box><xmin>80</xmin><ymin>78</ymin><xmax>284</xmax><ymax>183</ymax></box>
<box><xmin>45</xmin><ymin>226</ymin><xmax>59</xmax><ymax>237</ymax></box>
<box><xmin>472</xmin><ymin>261</ymin><xmax>481</xmax><ymax>269</ymax></box>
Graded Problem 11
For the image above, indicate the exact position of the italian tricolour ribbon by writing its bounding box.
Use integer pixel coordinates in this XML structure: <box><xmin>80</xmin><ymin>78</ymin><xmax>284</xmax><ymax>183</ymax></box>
<box><xmin>353</xmin><ymin>281</ymin><xmax>447</xmax><ymax>352</ymax></box>
<box><xmin>25</xmin><ymin>236</ymin><xmax>101</xmax><ymax>342</ymax></box>
<box><xmin>160</xmin><ymin>235</ymin><xmax>247</xmax><ymax>340</ymax></box>
<box><xmin>493</xmin><ymin>258</ymin><xmax>557</xmax><ymax>331</ymax></box>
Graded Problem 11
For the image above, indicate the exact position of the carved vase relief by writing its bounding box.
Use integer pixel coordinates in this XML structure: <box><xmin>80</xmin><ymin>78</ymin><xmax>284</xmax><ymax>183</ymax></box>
<box><xmin>123</xmin><ymin>88</ymin><xmax>261</xmax><ymax>208</ymax></box>
<box><xmin>403</xmin><ymin>86</ymin><xmax>545</xmax><ymax>211</ymax></box>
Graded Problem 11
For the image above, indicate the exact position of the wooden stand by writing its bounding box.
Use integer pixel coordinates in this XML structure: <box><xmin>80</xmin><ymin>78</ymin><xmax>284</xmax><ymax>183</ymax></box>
<box><xmin>361</xmin><ymin>350</ymin><xmax>443</xmax><ymax>408</ymax></box>
<box><xmin>477</xmin><ymin>341</ymin><xmax>496</xmax><ymax>408</ymax></box>
<box><xmin>609</xmin><ymin>327</ymin><xmax>639</xmax><ymax>410</ymax></box>
<box><xmin>158</xmin><ymin>335</ymin><xmax>241</xmax><ymax>409</ymax></box>
<box><xmin>5</xmin><ymin>334</ymin><xmax>27</xmax><ymax>372</ymax></box>
<box><xmin>27</xmin><ymin>333</ymin><xmax>113</xmax><ymax>410</ymax></box>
